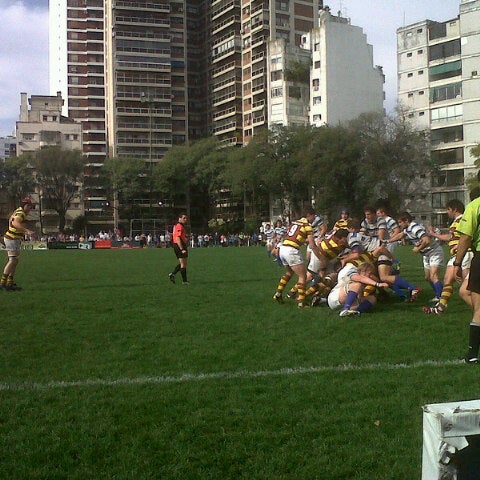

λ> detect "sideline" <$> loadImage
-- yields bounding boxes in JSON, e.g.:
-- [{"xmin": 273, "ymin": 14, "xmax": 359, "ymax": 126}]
[{"xmin": 0, "ymin": 359, "xmax": 463, "ymax": 392}]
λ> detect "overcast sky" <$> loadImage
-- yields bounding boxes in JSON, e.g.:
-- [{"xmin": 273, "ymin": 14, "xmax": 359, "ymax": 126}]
[{"xmin": 0, "ymin": 0, "xmax": 462, "ymax": 137}]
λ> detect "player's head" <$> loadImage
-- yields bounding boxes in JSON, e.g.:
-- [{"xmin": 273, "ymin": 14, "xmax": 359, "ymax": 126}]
[
  {"xmin": 178, "ymin": 212, "xmax": 187, "ymax": 224},
  {"xmin": 21, "ymin": 197, "xmax": 34, "ymax": 211},
  {"xmin": 340, "ymin": 209, "xmax": 349, "ymax": 219},
  {"xmin": 446, "ymin": 199, "xmax": 464, "ymax": 216},
  {"xmin": 396, "ymin": 211, "xmax": 412, "ymax": 228}
]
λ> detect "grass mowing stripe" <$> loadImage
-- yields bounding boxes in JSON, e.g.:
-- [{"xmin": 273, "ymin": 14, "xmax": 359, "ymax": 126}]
[{"xmin": 0, "ymin": 358, "xmax": 463, "ymax": 391}]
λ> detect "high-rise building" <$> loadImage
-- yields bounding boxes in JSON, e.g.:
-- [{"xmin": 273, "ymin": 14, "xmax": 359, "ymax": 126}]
[
  {"xmin": 240, "ymin": 0, "xmax": 321, "ymax": 143},
  {"xmin": 397, "ymin": 0, "xmax": 480, "ymax": 223},
  {"xmin": 267, "ymin": 8, "xmax": 385, "ymax": 128}
]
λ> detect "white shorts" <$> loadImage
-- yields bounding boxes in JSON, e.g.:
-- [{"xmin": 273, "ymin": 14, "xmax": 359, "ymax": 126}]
[
  {"xmin": 422, "ymin": 245, "xmax": 445, "ymax": 269},
  {"xmin": 327, "ymin": 286, "xmax": 342, "ymax": 310},
  {"xmin": 447, "ymin": 251, "xmax": 473, "ymax": 270},
  {"xmin": 307, "ymin": 252, "xmax": 321, "ymax": 273},
  {"xmin": 3, "ymin": 238, "xmax": 22, "ymax": 252},
  {"xmin": 279, "ymin": 245, "xmax": 304, "ymax": 267}
]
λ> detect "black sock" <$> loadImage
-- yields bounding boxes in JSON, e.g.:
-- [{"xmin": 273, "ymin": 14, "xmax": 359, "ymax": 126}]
[
  {"xmin": 180, "ymin": 268, "xmax": 187, "ymax": 282},
  {"xmin": 468, "ymin": 323, "xmax": 480, "ymax": 359},
  {"xmin": 172, "ymin": 264, "xmax": 181, "ymax": 276}
]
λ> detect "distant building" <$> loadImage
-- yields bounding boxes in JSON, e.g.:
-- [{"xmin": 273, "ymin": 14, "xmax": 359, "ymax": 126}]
[
  {"xmin": 15, "ymin": 91, "xmax": 83, "ymax": 234},
  {"xmin": 0, "ymin": 136, "xmax": 16, "ymax": 161},
  {"xmin": 397, "ymin": 0, "xmax": 480, "ymax": 224},
  {"xmin": 16, "ymin": 91, "xmax": 82, "ymax": 155},
  {"xmin": 268, "ymin": 7, "xmax": 384, "ymax": 129}
]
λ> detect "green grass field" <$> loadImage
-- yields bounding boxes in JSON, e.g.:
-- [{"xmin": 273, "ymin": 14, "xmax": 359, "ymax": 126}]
[{"xmin": 1, "ymin": 245, "xmax": 478, "ymax": 479}]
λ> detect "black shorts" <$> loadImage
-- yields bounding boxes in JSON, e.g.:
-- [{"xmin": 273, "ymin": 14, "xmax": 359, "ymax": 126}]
[
  {"xmin": 173, "ymin": 244, "xmax": 188, "ymax": 259},
  {"xmin": 467, "ymin": 252, "xmax": 480, "ymax": 294}
]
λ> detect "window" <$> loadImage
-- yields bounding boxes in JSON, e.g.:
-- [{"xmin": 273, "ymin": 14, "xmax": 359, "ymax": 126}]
[
  {"xmin": 313, "ymin": 96, "xmax": 321, "ymax": 105},
  {"xmin": 431, "ymin": 104, "xmax": 462, "ymax": 123},
  {"xmin": 312, "ymin": 79, "xmax": 319, "ymax": 91},
  {"xmin": 418, "ymin": 49, "xmax": 424, "ymax": 54},
  {"xmin": 419, "ymin": 91, "xmax": 424, "ymax": 95},
  {"xmin": 407, "ymin": 72, "xmax": 413, "ymax": 77},
  {"xmin": 419, "ymin": 111, "xmax": 425, "ymax": 116},
  {"xmin": 314, "ymin": 43, "xmax": 320, "ymax": 51},
  {"xmin": 314, "ymin": 60, "xmax": 320, "ymax": 68},
  {"xmin": 430, "ymin": 82, "xmax": 461, "ymax": 103},
  {"xmin": 22, "ymin": 133, "xmax": 34, "ymax": 141},
  {"xmin": 419, "ymin": 70, "xmax": 424, "ymax": 75},
  {"xmin": 417, "ymin": 28, "xmax": 423, "ymax": 33},
  {"xmin": 271, "ymin": 70, "xmax": 282, "ymax": 81},
  {"xmin": 429, "ymin": 39, "xmax": 461, "ymax": 61},
  {"xmin": 271, "ymin": 87, "xmax": 283, "ymax": 97},
  {"xmin": 312, "ymin": 114, "xmax": 321, "ymax": 121},
  {"xmin": 407, "ymin": 52, "xmax": 412, "ymax": 58},
  {"xmin": 408, "ymin": 92, "xmax": 414, "ymax": 98}
]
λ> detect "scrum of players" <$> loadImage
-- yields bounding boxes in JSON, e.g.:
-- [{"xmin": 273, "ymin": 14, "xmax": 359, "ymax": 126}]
[{"xmin": 271, "ymin": 201, "xmax": 471, "ymax": 316}]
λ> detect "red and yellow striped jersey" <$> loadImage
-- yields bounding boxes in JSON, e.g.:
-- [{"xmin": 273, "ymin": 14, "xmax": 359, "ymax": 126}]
[
  {"xmin": 4, "ymin": 207, "xmax": 28, "ymax": 240},
  {"xmin": 283, "ymin": 218, "xmax": 313, "ymax": 249},
  {"xmin": 318, "ymin": 237, "xmax": 345, "ymax": 260}
]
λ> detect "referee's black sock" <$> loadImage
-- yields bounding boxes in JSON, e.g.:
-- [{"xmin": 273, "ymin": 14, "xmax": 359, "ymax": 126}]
[
  {"xmin": 172, "ymin": 264, "xmax": 181, "ymax": 276},
  {"xmin": 180, "ymin": 268, "xmax": 187, "ymax": 282}
]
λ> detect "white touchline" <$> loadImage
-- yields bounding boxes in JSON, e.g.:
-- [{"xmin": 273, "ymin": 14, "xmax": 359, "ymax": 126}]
[{"xmin": 0, "ymin": 359, "xmax": 462, "ymax": 392}]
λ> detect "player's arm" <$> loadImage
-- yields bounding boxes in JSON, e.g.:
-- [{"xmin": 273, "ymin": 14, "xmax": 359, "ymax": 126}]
[
  {"xmin": 318, "ymin": 222, "xmax": 327, "ymax": 239},
  {"xmin": 388, "ymin": 230, "xmax": 405, "ymax": 243},
  {"xmin": 350, "ymin": 272, "xmax": 389, "ymax": 288},
  {"xmin": 428, "ymin": 225, "xmax": 451, "ymax": 242},
  {"xmin": 307, "ymin": 233, "xmax": 323, "ymax": 261},
  {"xmin": 453, "ymin": 233, "xmax": 472, "ymax": 281},
  {"xmin": 412, "ymin": 234, "xmax": 430, "ymax": 253}
]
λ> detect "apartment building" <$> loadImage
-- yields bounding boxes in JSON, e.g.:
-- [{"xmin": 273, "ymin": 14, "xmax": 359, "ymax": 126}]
[
  {"xmin": 397, "ymin": 0, "xmax": 480, "ymax": 223},
  {"xmin": 268, "ymin": 7, "xmax": 385, "ymax": 128},
  {"xmin": 240, "ymin": 0, "xmax": 321, "ymax": 143},
  {"xmin": 0, "ymin": 136, "xmax": 16, "ymax": 161},
  {"xmin": 16, "ymin": 92, "xmax": 82, "ymax": 155},
  {"xmin": 15, "ymin": 91, "xmax": 83, "ymax": 233}
]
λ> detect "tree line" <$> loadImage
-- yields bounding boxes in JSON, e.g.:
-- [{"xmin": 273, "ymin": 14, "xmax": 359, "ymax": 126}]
[{"xmin": 3, "ymin": 111, "xmax": 478, "ymax": 233}]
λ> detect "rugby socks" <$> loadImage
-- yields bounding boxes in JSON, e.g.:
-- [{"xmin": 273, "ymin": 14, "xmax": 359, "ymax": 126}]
[
  {"xmin": 394, "ymin": 276, "xmax": 415, "ymax": 290},
  {"xmin": 467, "ymin": 323, "xmax": 480, "ymax": 360},
  {"xmin": 0, "ymin": 273, "xmax": 7, "ymax": 286},
  {"xmin": 296, "ymin": 283, "xmax": 306, "ymax": 304},
  {"xmin": 276, "ymin": 273, "xmax": 292, "ymax": 295},
  {"xmin": 180, "ymin": 268, "xmax": 187, "ymax": 283},
  {"xmin": 433, "ymin": 281, "xmax": 444, "ymax": 299},
  {"xmin": 343, "ymin": 291, "xmax": 358, "ymax": 310},
  {"xmin": 438, "ymin": 284, "xmax": 453, "ymax": 309},
  {"xmin": 171, "ymin": 264, "xmax": 181, "ymax": 277},
  {"xmin": 357, "ymin": 299, "xmax": 373, "ymax": 313}
]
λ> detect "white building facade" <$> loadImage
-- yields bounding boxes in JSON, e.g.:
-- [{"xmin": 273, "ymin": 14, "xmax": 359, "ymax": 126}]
[
  {"xmin": 397, "ymin": 0, "xmax": 480, "ymax": 223},
  {"xmin": 267, "ymin": 7, "xmax": 385, "ymax": 129}
]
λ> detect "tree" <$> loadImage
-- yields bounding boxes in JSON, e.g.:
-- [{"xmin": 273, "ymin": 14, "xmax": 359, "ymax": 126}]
[
  {"xmin": 34, "ymin": 146, "xmax": 84, "ymax": 232},
  {"xmin": 153, "ymin": 138, "xmax": 224, "ymax": 228},
  {"xmin": 101, "ymin": 156, "xmax": 148, "ymax": 224},
  {"xmin": 0, "ymin": 155, "xmax": 36, "ymax": 211}
]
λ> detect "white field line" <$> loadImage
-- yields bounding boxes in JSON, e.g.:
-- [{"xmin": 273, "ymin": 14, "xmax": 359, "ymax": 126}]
[{"xmin": 0, "ymin": 359, "xmax": 462, "ymax": 392}]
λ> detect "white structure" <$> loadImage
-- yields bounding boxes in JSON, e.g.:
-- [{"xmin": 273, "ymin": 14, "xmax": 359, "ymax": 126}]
[
  {"xmin": 268, "ymin": 7, "xmax": 384, "ymax": 128},
  {"xmin": 49, "ymin": 0, "xmax": 68, "ymax": 117},
  {"xmin": 305, "ymin": 8, "xmax": 384, "ymax": 127},
  {"xmin": 422, "ymin": 399, "xmax": 480, "ymax": 480},
  {"xmin": 16, "ymin": 92, "xmax": 82, "ymax": 156},
  {"xmin": 15, "ymin": 92, "xmax": 83, "ymax": 233},
  {"xmin": 267, "ymin": 39, "xmax": 311, "ymax": 127},
  {"xmin": 397, "ymin": 0, "xmax": 480, "ymax": 223}
]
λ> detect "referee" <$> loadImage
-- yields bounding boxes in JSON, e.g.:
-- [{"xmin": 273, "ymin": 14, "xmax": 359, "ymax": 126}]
[
  {"xmin": 168, "ymin": 212, "xmax": 189, "ymax": 285},
  {"xmin": 454, "ymin": 194, "xmax": 480, "ymax": 364}
]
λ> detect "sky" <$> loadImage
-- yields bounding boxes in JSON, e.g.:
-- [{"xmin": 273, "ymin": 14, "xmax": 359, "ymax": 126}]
[{"xmin": 0, "ymin": 0, "xmax": 462, "ymax": 137}]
